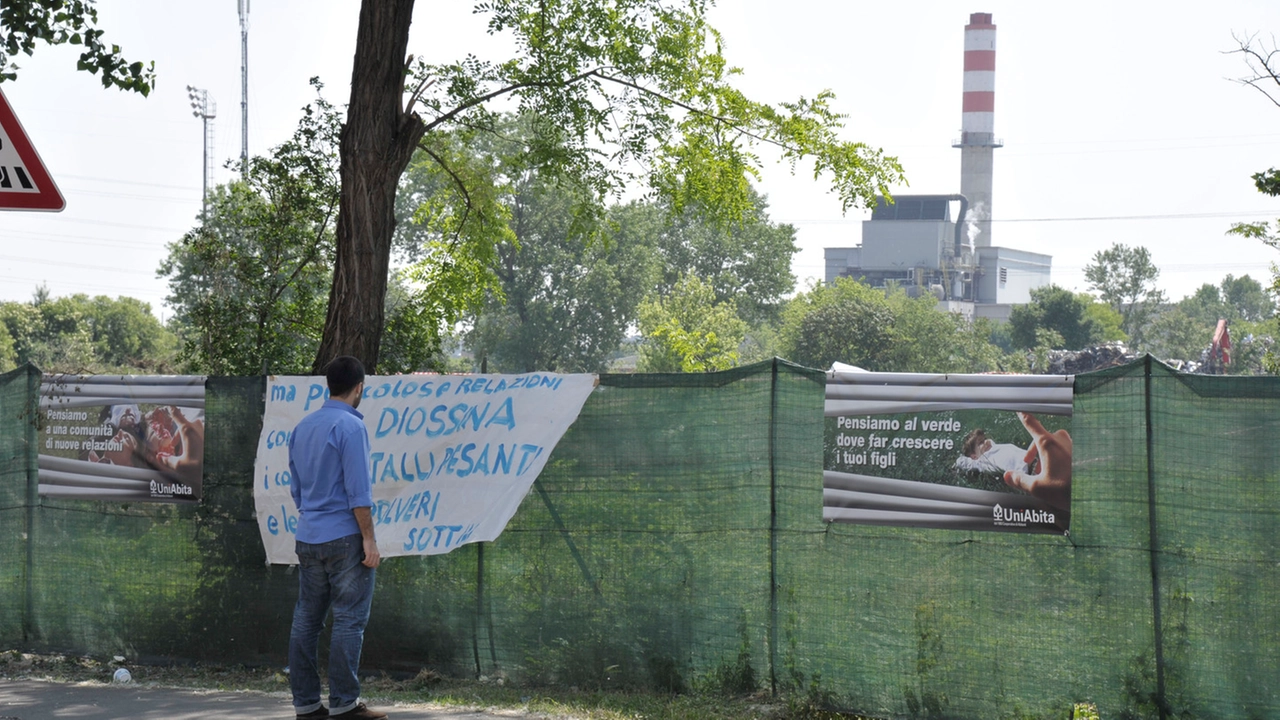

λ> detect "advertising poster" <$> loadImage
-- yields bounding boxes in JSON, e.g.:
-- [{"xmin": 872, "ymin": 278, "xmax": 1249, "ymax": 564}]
[
  {"xmin": 254, "ymin": 372, "xmax": 597, "ymax": 564},
  {"xmin": 38, "ymin": 374, "xmax": 207, "ymax": 503},
  {"xmin": 824, "ymin": 367, "xmax": 1073, "ymax": 534}
]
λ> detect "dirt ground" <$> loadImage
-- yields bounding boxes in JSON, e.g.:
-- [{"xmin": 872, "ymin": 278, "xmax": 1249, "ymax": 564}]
[
  {"xmin": 0, "ymin": 679, "xmax": 540, "ymax": 720},
  {"xmin": 0, "ymin": 650, "xmax": 547, "ymax": 720}
]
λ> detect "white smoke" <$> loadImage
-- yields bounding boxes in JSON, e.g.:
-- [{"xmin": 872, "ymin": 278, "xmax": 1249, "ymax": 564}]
[{"xmin": 966, "ymin": 201, "xmax": 986, "ymax": 248}]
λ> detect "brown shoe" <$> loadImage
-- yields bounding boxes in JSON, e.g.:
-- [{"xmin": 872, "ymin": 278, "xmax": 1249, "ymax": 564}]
[
  {"xmin": 330, "ymin": 703, "xmax": 387, "ymax": 719},
  {"xmin": 296, "ymin": 708, "xmax": 329, "ymax": 719}
]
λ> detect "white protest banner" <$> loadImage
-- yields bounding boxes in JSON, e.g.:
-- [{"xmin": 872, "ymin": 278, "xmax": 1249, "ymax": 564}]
[{"xmin": 254, "ymin": 372, "xmax": 596, "ymax": 564}]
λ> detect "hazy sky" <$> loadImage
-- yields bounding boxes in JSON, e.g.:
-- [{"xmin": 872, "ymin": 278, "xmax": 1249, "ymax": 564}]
[{"xmin": 4, "ymin": 0, "xmax": 1280, "ymax": 319}]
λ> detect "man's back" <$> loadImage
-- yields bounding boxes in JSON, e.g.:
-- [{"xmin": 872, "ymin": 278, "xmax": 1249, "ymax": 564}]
[{"xmin": 288, "ymin": 399, "xmax": 372, "ymax": 544}]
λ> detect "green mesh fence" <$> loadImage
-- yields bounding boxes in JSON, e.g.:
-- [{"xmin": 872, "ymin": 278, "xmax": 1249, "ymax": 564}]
[
  {"xmin": 0, "ymin": 357, "xmax": 1277, "ymax": 719},
  {"xmin": 0, "ymin": 365, "xmax": 38, "ymax": 647},
  {"xmin": 1075, "ymin": 357, "xmax": 1280, "ymax": 719}
]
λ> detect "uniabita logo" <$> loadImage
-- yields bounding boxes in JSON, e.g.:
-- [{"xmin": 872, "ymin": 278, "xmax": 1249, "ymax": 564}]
[
  {"xmin": 993, "ymin": 503, "xmax": 1055, "ymax": 526},
  {"xmin": 150, "ymin": 479, "xmax": 194, "ymax": 497}
]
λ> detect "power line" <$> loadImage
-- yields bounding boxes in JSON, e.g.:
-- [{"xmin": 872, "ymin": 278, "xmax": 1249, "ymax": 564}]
[
  {"xmin": 28, "ymin": 216, "xmax": 188, "ymax": 234},
  {"xmin": 1018, "ymin": 132, "xmax": 1280, "ymax": 147},
  {"xmin": 779, "ymin": 210, "xmax": 1278, "ymax": 225},
  {"xmin": 882, "ymin": 132, "xmax": 1280, "ymax": 150},
  {"xmin": 997, "ymin": 211, "xmax": 1279, "ymax": 224},
  {"xmin": 59, "ymin": 173, "xmax": 202, "ymax": 192},
  {"xmin": 0, "ymin": 254, "xmax": 158, "ymax": 276},
  {"xmin": 60, "ymin": 187, "xmax": 200, "ymax": 205},
  {"xmin": 5, "ymin": 229, "xmax": 171, "ymax": 250},
  {"xmin": 0, "ymin": 275, "xmax": 168, "ymax": 298},
  {"xmin": 795, "ymin": 260, "xmax": 1273, "ymax": 272},
  {"xmin": 919, "ymin": 139, "xmax": 1280, "ymax": 159}
]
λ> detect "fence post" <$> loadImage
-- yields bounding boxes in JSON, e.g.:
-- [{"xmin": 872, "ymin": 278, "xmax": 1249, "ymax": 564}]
[
  {"xmin": 23, "ymin": 365, "xmax": 38, "ymax": 644},
  {"xmin": 474, "ymin": 542, "xmax": 484, "ymax": 678},
  {"xmin": 1143, "ymin": 355, "xmax": 1168, "ymax": 719},
  {"xmin": 768, "ymin": 358, "xmax": 779, "ymax": 696}
]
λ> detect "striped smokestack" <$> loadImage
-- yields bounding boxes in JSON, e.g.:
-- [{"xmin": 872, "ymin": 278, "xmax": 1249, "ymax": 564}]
[
  {"xmin": 954, "ymin": 12, "xmax": 1001, "ymax": 249},
  {"xmin": 961, "ymin": 12, "xmax": 997, "ymax": 146}
]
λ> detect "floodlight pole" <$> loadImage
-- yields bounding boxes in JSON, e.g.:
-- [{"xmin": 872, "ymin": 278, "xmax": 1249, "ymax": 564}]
[{"xmin": 186, "ymin": 86, "xmax": 217, "ymax": 216}]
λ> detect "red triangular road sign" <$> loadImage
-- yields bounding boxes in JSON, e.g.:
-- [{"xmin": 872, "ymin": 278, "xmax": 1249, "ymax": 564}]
[{"xmin": 0, "ymin": 87, "xmax": 65, "ymax": 211}]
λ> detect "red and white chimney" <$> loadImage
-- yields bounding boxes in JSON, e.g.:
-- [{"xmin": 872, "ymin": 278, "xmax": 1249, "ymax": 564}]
[
  {"xmin": 954, "ymin": 12, "xmax": 1001, "ymax": 248},
  {"xmin": 961, "ymin": 12, "xmax": 997, "ymax": 146}
]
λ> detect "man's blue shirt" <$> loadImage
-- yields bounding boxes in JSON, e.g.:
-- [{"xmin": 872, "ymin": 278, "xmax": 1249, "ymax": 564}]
[{"xmin": 288, "ymin": 399, "xmax": 373, "ymax": 544}]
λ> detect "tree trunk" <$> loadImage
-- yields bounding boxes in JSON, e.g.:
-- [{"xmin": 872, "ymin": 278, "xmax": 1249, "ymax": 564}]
[{"xmin": 313, "ymin": 0, "xmax": 425, "ymax": 374}]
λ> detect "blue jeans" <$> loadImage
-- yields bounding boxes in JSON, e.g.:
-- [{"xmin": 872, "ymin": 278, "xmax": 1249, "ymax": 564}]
[{"xmin": 289, "ymin": 533, "xmax": 375, "ymax": 715}]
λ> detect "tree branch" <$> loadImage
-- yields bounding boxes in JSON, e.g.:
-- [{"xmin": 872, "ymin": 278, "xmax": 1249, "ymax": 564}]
[
  {"xmin": 420, "ymin": 67, "xmax": 605, "ymax": 134},
  {"xmin": 1227, "ymin": 32, "xmax": 1280, "ymax": 109},
  {"xmin": 265, "ymin": 193, "xmax": 338, "ymax": 308},
  {"xmin": 420, "ymin": 65, "xmax": 787, "ymax": 151},
  {"xmin": 1239, "ymin": 77, "xmax": 1280, "ymax": 109},
  {"xmin": 403, "ymin": 62, "xmax": 436, "ymax": 118},
  {"xmin": 590, "ymin": 70, "xmax": 792, "ymax": 153},
  {"xmin": 272, "ymin": 207, "xmax": 336, "ymax": 305},
  {"xmin": 417, "ymin": 142, "xmax": 475, "ymax": 247}
]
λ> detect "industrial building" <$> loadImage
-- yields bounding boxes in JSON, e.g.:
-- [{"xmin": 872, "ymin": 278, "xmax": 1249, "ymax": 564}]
[{"xmin": 824, "ymin": 12, "xmax": 1051, "ymax": 322}]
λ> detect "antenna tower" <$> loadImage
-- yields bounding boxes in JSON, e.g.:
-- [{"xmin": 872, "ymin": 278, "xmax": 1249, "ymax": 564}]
[{"xmin": 238, "ymin": 0, "xmax": 250, "ymax": 175}]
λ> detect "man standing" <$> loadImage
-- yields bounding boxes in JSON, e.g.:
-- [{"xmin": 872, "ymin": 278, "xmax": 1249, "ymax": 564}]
[{"xmin": 287, "ymin": 356, "xmax": 388, "ymax": 720}]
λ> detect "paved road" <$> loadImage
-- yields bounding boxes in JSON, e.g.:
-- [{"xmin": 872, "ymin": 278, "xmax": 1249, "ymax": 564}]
[{"xmin": 0, "ymin": 679, "xmax": 530, "ymax": 720}]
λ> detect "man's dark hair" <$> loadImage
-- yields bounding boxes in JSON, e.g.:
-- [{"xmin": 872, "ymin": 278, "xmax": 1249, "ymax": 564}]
[{"xmin": 325, "ymin": 355, "xmax": 366, "ymax": 397}]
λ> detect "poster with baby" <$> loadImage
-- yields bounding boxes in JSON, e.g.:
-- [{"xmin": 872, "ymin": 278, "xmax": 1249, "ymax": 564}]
[
  {"xmin": 823, "ymin": 365, "xmax": 1073, "ymax": 534},
  {"xmin": 38, "ymin": 374, "xmax": 207, "ymax": 503}
]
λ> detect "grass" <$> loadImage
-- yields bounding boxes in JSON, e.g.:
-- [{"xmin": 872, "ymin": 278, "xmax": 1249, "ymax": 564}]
[{"xmin": 0, "ymin": 649, "xmax": 868, "ymax": 720}]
